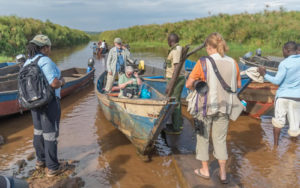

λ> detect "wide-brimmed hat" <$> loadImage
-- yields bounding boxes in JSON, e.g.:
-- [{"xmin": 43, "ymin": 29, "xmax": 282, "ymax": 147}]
[
  {"xmin": 30, "ymin": 34, "xmax": 51, "ymax": 47},
  {"xmin": 114, "ymin": 38, "xmax": 122, "ymax": 44}
]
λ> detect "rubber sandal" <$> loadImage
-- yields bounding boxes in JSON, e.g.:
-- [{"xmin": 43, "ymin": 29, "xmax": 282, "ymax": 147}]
[
  {"xmin": 194, "ymin": 169, "xmax": 210, "ymax": 179},
  {"xmin": 218, "ymin": 170, "xmax": 228, "ymax": 184}
]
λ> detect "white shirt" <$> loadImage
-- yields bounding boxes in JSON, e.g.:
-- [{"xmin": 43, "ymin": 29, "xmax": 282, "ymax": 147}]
[{"xmin": 100, "ymin": 42, "xmax": 106, "ymax": 48}]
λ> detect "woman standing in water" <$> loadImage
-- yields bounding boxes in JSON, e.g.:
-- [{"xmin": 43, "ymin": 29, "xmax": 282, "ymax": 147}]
[{"xmin": 186, "ymin": 33, "xmax": 241, "ymax": 184}]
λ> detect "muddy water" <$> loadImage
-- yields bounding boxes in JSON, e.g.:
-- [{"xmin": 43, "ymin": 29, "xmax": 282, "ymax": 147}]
[
  {"xmin": 0, "ymin": 43, "xmax": 180, "ymax": 187},
  {"xmin": 0, "ymin": 42, "xmax": 299, "ymax": 187}
]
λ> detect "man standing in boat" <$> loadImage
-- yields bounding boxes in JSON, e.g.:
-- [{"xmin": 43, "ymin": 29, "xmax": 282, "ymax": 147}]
[
  {"xmin": 104, "ymin": 38, "xmax": 131, "ymax": 92},
  {"xmin": 164, "ymin": 33, "xmax": 185, "ymax": 134},
  {"xmin": 258, "ymin": 41, "xmax": 300, "ymax": 146}
]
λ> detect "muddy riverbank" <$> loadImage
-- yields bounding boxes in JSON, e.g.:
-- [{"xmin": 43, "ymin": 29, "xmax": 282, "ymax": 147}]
[{"xmin": 1, "ymin": 43, "xmax": 299, "ymax": 187}]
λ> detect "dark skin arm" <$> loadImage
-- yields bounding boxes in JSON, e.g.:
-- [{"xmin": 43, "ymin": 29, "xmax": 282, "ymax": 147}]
[
  {"xmin": 165, "ymin": 64, "xmax": 179, "ymax": 94},
  {"xmin": 258, "ymin": 66, "xmax": 266, "ymax": 76},
  {"xmin": 51, "ymin": 77, "xmax": 65, "ymax": 89}
]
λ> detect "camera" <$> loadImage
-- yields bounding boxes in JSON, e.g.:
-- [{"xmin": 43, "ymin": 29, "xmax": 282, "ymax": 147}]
[
  {"xmin": 194, "ymin": 81, "xmax": 208, "ymax": 94},
  {"xmin": 194, "ymin": 119, "xmax": 205, "ymax": 135}
]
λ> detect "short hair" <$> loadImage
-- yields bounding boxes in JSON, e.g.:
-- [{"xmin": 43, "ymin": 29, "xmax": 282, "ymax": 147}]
[
  {"xmin": 283, "ymin": 41, "xmax": 297, "ymax": 52},
  {"xmin": 168, "ymin": 33, "xmax": 179, "ymax": 43},
  {"xmin": 125, "ymin": 66, "xmax": 134, "ymax": 73}
]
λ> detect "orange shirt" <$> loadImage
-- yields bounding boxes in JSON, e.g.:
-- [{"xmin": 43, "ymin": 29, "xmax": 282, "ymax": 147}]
[{"xmin": 189, "ymin": 59, "xmax": 241, "ymax": 87}]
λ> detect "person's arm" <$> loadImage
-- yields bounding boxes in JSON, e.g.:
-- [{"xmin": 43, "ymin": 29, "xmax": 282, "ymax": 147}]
[
  {"xmin": 235, "ymin": 61, "xmax": 241, "ymax": 88},
  {"xmin": 134, "ymin": 72, "xmax": 142, "ymax": 85},
  {"xmin": 260, "ymin": 63, "xmax": 287, "ymax": 85},
  {"xmin": 119, "ymin": 80, "xmax": 134, "ymax": 89},
  {"xmin": 51, "ymin": 78, "xmax": 65, "ymax": 89},
  {"xmin": 171, "ymin": 48, "xmax": 181, "ymax": 78},
  {"xmin": 186, "ymin": 60, "xmax": 205, "ymax": 89},
  {"xmin": 40, "ymin": 58, "xmax": 64, "ymax": 89}
]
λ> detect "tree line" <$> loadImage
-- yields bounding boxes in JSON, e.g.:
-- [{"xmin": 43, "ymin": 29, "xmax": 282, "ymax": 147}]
[
  {"xmin": 99, "ymin": 10, "xmax": 300, "ymax": 49},
  {"xmin": 0, "ymin": 16, "xmax": 90, "ymax": 56}
]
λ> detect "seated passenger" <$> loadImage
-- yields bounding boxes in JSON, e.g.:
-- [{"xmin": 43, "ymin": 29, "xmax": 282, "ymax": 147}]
[{"xmin": 118, "ymin": 66, "xmax": 142, "ymax": 98}]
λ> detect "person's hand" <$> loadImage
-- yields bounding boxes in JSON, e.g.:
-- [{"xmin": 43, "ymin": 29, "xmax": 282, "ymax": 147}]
[
  {"xmin": 60, "ymin": 77, "xmax": 65, "ymax": 87},
  {"xmin": 257, "ymin": 66, "xmax": 266, "ymax": 76},
  {"xmin": 108, "ymin": 71, "xmax": 113, "ymax": 75},
  {"xmin": 128, "ymin": 80, "xmax": 134, "ymax": 84},
  {"xmin": 134, "ymin": 72, "xmax": 139, "ymax": 77}
]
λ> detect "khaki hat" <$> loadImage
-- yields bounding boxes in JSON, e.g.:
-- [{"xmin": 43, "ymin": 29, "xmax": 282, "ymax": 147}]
[
  {"xmin": 114, "ymin": 38, "xmax": 122, "ymax": 44},
  {"xmin": 30, "ymin": 34, "xmax": 51, "ymax": 47}
]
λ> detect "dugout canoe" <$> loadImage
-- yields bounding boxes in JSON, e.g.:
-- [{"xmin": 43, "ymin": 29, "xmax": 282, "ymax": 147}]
[
  {"xmin": 239, "ymin": 55, "xmax": 283, "ymax": 75},
  {"xmin": 0, "ymin": 68, "xmax": 95, "ymax": 117},
  {"xmin": 95, "ymin": 71, "xmax": 177, "ymax": 155}
]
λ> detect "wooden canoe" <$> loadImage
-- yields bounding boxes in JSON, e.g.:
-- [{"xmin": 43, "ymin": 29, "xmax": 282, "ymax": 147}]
[
  {"xmin": 0, "ymin": 68, "xmax": 95, "ymax": 117},
  {"xmin": 0, "ymin": 63, "xmax": 23, "ymax": 77},
  {"xmin": 238, "ymin": 82, "xmax": 277, "ymax": 118},
  {"xmin": 95, "ymin": 71, "xmax": 177, "ymax": 155},
  {"xmin": 239, "ymin": 55, "xmax": 282, "ymax": 74},
  {"xmin": 143, "ymin": 75, "xmax": 275, "ymax": 119}
]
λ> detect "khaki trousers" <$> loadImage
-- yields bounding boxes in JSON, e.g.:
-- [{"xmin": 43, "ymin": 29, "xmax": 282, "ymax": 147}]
[
  {"xmin": 195, "ymin": 113, "xmax": 229, "ymax": 161},
  {"xmin": 105, "ymin": 73, "xmax": 121, "ymax": 92}
]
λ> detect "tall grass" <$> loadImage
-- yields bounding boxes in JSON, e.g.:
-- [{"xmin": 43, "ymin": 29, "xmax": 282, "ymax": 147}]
[{"xmin": 99, "ymin": 10, "xmax": 300, "ymax": 54}]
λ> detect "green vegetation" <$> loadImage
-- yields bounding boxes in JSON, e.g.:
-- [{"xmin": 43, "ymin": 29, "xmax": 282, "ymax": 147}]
[
  {"xmin": 100, "ymin": 10, "xmax": 300, "ymax": 55},
  {"xmin": 0, "ymin": 16, "xmax": 90, "ymax": 58},
  {"xmin": 0, "ymin": 56, "xmax": 13, "ymax": 63}
]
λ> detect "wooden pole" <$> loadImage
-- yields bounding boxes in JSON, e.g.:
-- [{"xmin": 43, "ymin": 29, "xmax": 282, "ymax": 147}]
[{"xmin": 166, "ymin": 43, "xmax": 205, "ymax": 97}]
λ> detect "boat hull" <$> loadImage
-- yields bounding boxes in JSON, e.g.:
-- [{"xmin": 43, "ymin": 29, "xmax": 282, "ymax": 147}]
[
  {"xmin": 96, "ymin": 72, "xmax": 176, "ymax": 154},
  {"xmin": 0, "ymin": 68, "xmax": 95, "ymax": 117}
]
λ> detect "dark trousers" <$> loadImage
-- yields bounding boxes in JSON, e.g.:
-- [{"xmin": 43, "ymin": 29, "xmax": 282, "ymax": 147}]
[
  {"xmin": 167, "ymin": 76, "xmax": 185, "ymax": 130},
  {"xmin": 31, "ymin": 97, "xmax": 61, "ymax": 170}
]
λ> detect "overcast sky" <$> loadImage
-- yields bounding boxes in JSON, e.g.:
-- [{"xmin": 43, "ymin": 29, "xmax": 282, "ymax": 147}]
[{"xmin": 0, "ymin": 0, "xmax": 299, "ymax": 31}]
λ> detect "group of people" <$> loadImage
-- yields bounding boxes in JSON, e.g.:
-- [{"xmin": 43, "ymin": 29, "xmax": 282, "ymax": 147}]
[
  {"xmin": 92, "ymin": 40, "xmax": 107, "ymax": 56},
  {"xmin": 14, "ymin": 31, "xmax": 299, "ymax": 185},
  {"xmin": 104, "ymin": 37, "xmax": 142, "ymax": 98},
  {"xmin": 82, "ymin": 33, "xmax": 300, "ymax": 184}
]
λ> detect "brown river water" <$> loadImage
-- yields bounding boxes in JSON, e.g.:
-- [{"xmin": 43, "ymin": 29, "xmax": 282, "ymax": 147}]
[{"xmin": 0, "ymin": 42, "xmax": 299, "ymax": 187}]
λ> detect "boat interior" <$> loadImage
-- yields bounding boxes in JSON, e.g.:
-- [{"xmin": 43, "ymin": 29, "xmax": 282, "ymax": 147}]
[
  {"xmin": 97, "ymin": 72, "xmax": 164, "ymax": 100},
  {"xmin": 0, "ymin": 80, "xmax": 18, "ymax": 92},
  {"xmin": 61, "ymin": 68, "xmax": 88, "ymax": 82},
  {"xmin": 0, "ymin": 64, "xmax": 21, "ymax": 77},
  {"xmin": 0, "ymin": 73, "xmax": 18, "ymax": 82}
]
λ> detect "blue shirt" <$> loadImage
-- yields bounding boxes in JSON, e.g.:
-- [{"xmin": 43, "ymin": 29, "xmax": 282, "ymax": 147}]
[
  {"xmin": 24, "ymin": 54, "xmax": 61, "ymax": 98},
  {"xmin": 264, "ymin": 54, "xmax": 300, "ymax": 99},
  {"xmin": 116, "ymin": 48, "xmax": 124, "ymax": 73}
]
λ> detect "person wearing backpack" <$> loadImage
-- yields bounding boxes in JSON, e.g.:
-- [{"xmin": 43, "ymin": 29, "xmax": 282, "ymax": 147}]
[
  {"xmin": 23, "ymin": 34, "xmax": 65, "ymax": 177},
  {"xmin": 186, "ymin": 33, "xmax": 241, "ymax": 184}
]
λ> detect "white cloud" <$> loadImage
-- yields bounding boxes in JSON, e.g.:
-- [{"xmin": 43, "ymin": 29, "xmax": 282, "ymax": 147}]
[{"xmin": 0, "ymin": 0, "xmax": 299, "ymax": 31}]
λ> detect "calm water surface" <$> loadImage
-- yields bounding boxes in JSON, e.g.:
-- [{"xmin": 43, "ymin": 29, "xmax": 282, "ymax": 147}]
[{"xmin": 0, "ymin": 42, "xmax": 299, "ymax": 187}]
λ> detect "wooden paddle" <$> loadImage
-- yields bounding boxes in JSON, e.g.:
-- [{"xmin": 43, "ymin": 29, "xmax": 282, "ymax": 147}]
[{"xmin": 166, "ymin": 43, "xmax": 205, "ymax": 97}]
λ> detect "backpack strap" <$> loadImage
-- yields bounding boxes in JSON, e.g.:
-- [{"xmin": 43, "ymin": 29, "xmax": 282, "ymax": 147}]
[
  {"xmin": 32, "ymin": 55, "xmax": 43, "ymax": 65},
  {"xmin": 195, "ymin": 57, "xmax": 208, "ymax": 116},
  {"xmin": 205, "ymin": 56, "xmax": 235, "ymax": 93}
]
